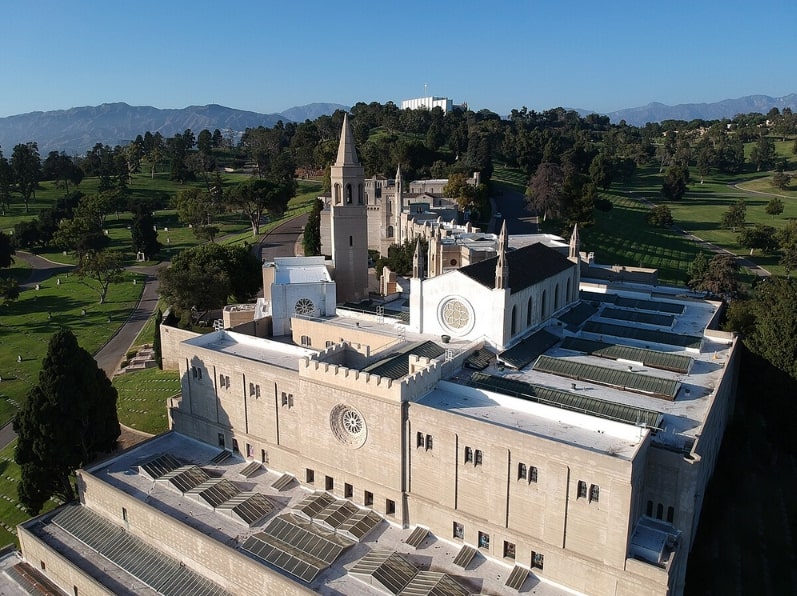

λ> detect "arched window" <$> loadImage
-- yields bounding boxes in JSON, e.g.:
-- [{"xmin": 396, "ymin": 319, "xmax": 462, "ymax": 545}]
[
  {"xmin": 346, "ymin": 184, "xmax": 353, "ymax": 204},
  {"xmin": 554, "ymin": 285, "xmax": 560, "ymax": 311},
  {"xmin": 527, "ymin": 297, "xmax": 533, "ymax": 326},
  {"xmin": 334, "ymin": 183, "xmax": 341, "ymax": 204},
  {"xmin": 349, "ymin": 236, "xmax": 353, "ymax": 247},
  {"xmin": 358, "ymin": 183, "xmax": 363, "ymax": 204},
  {"xmin": 541, "ymin": 290, "xmax": 547, "ymax": 319},
  {"xmin": 387, "ymin": 226, "xmax": 394, "ymax": 238},
  {"xmin": 511, "ymin": 305, "xmax": 517, "ymax": 335},
  {"xmin": 656, "ymin": 503, "xmax": 664, "ymax": 520}
]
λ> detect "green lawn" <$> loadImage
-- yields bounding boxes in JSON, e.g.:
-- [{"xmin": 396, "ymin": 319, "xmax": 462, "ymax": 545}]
[{"xmin": 113, "ymin": 367, "xmax": 180, "ymax": 434}]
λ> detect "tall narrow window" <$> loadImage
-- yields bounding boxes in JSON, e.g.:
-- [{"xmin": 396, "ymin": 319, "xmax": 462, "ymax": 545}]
[
  {"xmin": 530, "ymin": 465, "xmax": 538, "ymax": 483},
  {"xmin": 464, "ymin": 446, "xmax": 473, "ymax": 463},
  {"xmin": 364, "ymin": 491, "xmax": 374, "ymax": 506},
  {"xmin": 478, "ymin": 531, "xmax": 490, "ymax": 549},
  {"xmin": 527, "ymin": 297, "xmax": 533, "ymax": 326},
  {"xmin": 474, "ymin": 449, "xmax": 483, "ymax": 466},
  {"xmin": 425, "ymin": 434, "xmax": 433, "ymax": 450},
  {"xmin": 532, "ymin": 551, "xmax": 544, "ymax": 570},
  {"xmin": 325, "ymin": 476, "xmax": 334, "ymax": 491},
  {"xmin": 232, "ymin": 439, "xmax": 239, "ymax": 453},
  {"xmin": 385, "ymin": 499, "xmax": 395, "ymax": 515},
  {"xmin": 577, "ymin": 480, "xmax": 587, "ymax": 499},
  {"xmin": 646, "ymin": 500, "xmax": 653, "ymax": 517},
  {"xmin": 349, "ymin": 236, "xmax": 353, "ymax": 247},
  {"xmin": 122, "ymin": 507, "xmax": 128, "ymax": 523},
  {"xmin": 518, "ymin": 463, "xmax": 527, "ymax": 480},
  {"xmin": 453, "ymin": 521, "xmax": 464, "ymax": 539},
  {"xmin": 306, "ymin": 469, "xmax": 315, "ymax": 483},
  {"xmin": 504, "ymin": 541, "xmax": 516, "ymax": 559},
  {"xmin": 511, "ymin": 305, "xmax": 517, "ymax": 335},
  {"xmin": 667, "ymin": 506, "xmax": 675, "ymax": 523},
  {"xmin": 345, "ymin": 483, "xmax": 353, "ymax": 498},
  {"xmin": 656, "ymin": 503, "xmax": 664, "ymax": 520},
  {"xmin": 417, "ymin": 431, "xmax": 424, "ymax": 448},
  {"xmin": 589, "ymin": 484, "xmax": 600, "ymax": 503}
]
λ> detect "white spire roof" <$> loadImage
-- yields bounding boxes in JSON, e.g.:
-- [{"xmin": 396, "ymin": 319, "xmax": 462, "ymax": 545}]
[{"xmin": 335, "ymin": 113, "xmax": 360, "ymax": 166}]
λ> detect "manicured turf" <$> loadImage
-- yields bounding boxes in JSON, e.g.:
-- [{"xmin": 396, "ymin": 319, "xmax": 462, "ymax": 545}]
[{"xmin": 113, "ymin": 367, "xmax": 180, "ymax": 434}]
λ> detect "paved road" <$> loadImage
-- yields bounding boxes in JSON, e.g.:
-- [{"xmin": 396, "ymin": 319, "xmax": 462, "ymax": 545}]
[
  {"xmin": 259, "ymin": 213, "xmax": 308, "ymax": 261},
  {"xmin": 493, "ymin": 187, "xmax": 539, "ymax": 235}
]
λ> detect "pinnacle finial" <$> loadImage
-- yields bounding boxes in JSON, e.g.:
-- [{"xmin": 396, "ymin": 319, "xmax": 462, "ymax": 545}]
[{"xmin": 335, "ymin": 113, "xmax": 360, "ymax": 166}]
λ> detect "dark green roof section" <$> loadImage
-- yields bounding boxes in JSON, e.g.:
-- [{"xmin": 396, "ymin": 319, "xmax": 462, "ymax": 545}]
[
  {"xmin": 499, "ymin": 329, "xmax": 559, "ymax": 370},
  {"xmin": 468, "ymin": 372, "xmax": 663, "ymax": 429},
  {"xmin": 601, "ymin": 307, "xmax": 675, "ymax": 327},
  {"xmin": 339, "ymin": 300, "xmax": 408, "ymax": 322},
  {"xmin": 561, "ymin": 337, "xmax": 692, "ymax": 374},
  {"xmin": 580, "ymin": 291, "xmax": 685, "ymax": 314},
  {"xmin": 465, "ymin": 348, "xmax": 494, "ymax": 370},
  {"xmin": 557, "ymin": 301, "xmax": 598, "ymax": 330},
  {"xmin": 583, "ymin": 320, "xmax": 702, "ymax": 350},
  {"xmin": 533, "ymin": 355, "xmax": 680, "ymax": 400},
  {"xmin": 363, "ymin": 341, "xmax": 446, "ymax": 379}
]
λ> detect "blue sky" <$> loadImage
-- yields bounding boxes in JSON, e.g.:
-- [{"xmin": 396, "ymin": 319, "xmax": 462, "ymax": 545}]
[{"xmin": 3, "ymin": 0, "xmax": 795, "ymax": 118}]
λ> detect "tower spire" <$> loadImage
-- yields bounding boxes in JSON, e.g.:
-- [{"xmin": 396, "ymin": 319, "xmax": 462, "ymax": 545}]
[
  {"xmin": 413, "ymin": 239, "xmax": 425, "ymax": 279},
  {"xmin": 495, "ymin": 220, "xmax": 509, "ymax": 290},
  {"xmin": 335, "ymin": 113, "xmax": 360, "ymax": 166},
  {"xmin": 569, "ymin": 223, "xmax": 580, "ymax": 261}
]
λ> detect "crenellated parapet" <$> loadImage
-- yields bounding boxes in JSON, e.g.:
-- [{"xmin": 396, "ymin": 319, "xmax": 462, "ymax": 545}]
[{"xmin": 299, "ymin": 351, "xmax": 444, "ymax": 402}]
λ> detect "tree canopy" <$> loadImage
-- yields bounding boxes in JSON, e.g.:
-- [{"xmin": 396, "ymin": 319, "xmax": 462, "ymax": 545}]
[
  {"xmin": 158, "ymin": 243, "xmax": 261, "ymax": 324},
  {"xmin": 14, "ymin": 329, "xmax": 120, "ymax": 514}
]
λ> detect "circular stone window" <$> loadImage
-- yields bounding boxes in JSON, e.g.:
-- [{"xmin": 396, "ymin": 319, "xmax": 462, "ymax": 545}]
[
  {"xmin": 439, "ymin": 297, "xmax": 474, "ymax": 335},
  {"xmin": 294, "ymin": 297, "xmax": 315, "ymax": 316},
  {"xmin": 329, "ymin": 404, "xmax": 367, "ymax": 448}
]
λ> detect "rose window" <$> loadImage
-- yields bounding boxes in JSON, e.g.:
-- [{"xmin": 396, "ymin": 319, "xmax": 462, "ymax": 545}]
[
  {"xmin": 329, "ymin": 404, "xmax": 367, "ymax": 448},
  {"xmin": 294, "ymin": 298, "xmax": 315, "ymax": 316},
  {"xmin": 442, "ymin": 299, "xmax": 470, "ymax": 329}
]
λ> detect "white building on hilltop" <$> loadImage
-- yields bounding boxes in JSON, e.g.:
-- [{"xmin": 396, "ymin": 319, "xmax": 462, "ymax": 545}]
[
  {"xmin": 401, "ymin": 96, "xmax": 453, "ymax": 112},
  {"xmin": 16, "ymin": 115, "xmax": 738, "ymax": 596}
]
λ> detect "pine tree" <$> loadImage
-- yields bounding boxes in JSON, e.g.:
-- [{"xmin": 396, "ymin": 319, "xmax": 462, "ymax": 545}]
[
  {"xmin": 14, "ymin": 329, "xmax": 120, "ymax": 514},
  {"xmin": 153, "ymin": 309, "xmax": 163, "ymax": 369}
]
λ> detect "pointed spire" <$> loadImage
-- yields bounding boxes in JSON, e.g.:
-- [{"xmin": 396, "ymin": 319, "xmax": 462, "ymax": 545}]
[
  {"xmin": 495, "ymin": 220, "xmax": 509, "ymax": 290},
  {"xmin": 569, "ymin": 223, "xmax": 580, "ymax": 260},
  {"xmin": 413, "ymin": 239, "xmax": 425, "ymax": 279},
  {"xmin": 335, "ymin": 113, "xmax": 360, "ymax": 166}
]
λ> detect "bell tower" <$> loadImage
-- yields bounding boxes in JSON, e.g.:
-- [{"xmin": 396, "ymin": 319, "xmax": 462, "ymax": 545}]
[{"xmin": 330, "ymin": 114, "xmax": 369, "ymax": 303}]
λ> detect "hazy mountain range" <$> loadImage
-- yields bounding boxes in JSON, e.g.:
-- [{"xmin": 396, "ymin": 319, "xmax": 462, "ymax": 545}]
[
  {"xmin": 1, "ymin": 95, "xmax": 795, "ymax": 156},
  {"xmin": 0, "ymin": 102, "xmax": 348, "ymax": 155}
]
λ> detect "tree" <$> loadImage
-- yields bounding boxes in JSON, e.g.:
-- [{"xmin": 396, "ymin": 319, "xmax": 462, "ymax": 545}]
[
  {"xmin": 749, "ymin": 135, "xmax": 777, "ymax": 172},
  {"xmin": 228, "ymin": 178, "xmax": 293, "ymax": 237},
  {"xmin": 0, "ymin": 231, "xmax": 17, "ymax": 305},
  {"xmin": 11, "ymin": 142, "xmax": 41, "ymax": 213},
  {"xmin": 175, "ymin": 187, "xmax": 222, "ymax": 241},
  {"xmin": 14, "ymin": 329, "xmax": 120, "ymax": 513},
  {"xmin": 588, "ymin": 152, "xmax": 615, "ymax": 191},
  {"xmin": 158, "ymin": 243, "xmax": 261, "ymax": 324},
  {"xmin": 745, "ymin": 278, "xmax": 797, "ymax": 380},
  {"xmin": 737, "ymin": 224, "xmax": 777, "ymax": 255},
  {"xmin": 525, "ymin": 162, "xmax": 564, "ymax": 221},
  {"xmin": 0, "ymin": 150, "xmax": 12, "ymax": 214},
  {"xmin": 303, "ymin": 198, "xmax": 323, "ymax": 256},
  {"xmin": 689, "ymin": 253, "xmax": 740, "ymax": 299},
  {"xmin": 766, "ymin": 197, "xmax": 784, "ymax": 218},
  {"xmin": 78, "ymin": 250, "xmax": 124, "ymax": 304},
  {"xmin": 721, "ymin": 199, "xmax": 746, "ymax": 232},
  {"xmin": 661, "ymin": 164, "xmax": 689, "ymax": 200},
  {"xmin": 772, "ymin": 171, "xmax": 791, "ymax": 191},
  {"xmin": 130, "ymin": 204, "xmax": 161, "ymax": 258},
  {"xmin": 647, "ymin": 204, "xmax": 674, "ymax": 227},
  {"xmin": 153, "ymin": 309, "xmax": 163, "ymax": 369},
  {"xmin": 41, "ymin": 151, "xmax": 83, "ymax": 196}
]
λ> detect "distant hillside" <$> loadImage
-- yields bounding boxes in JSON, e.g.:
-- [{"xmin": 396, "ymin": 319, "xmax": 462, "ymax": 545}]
[
  {"xmin": 279, "ymin": 103, "xmax": 348, "ymax": 123},
  {"xmin": 605, "ymin": 94, "xmax": 797, "ymax": 126},
  {"xmin": 0, "ymin": 102, "xmax": 348, "ymax": 155}
]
